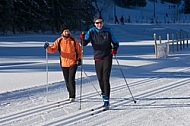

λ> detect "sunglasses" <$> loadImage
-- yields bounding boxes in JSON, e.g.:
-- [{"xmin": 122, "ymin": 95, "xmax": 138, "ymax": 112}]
[{"xmin": 95, "ymin": 21, "xmax": 103, "ymax": 24}]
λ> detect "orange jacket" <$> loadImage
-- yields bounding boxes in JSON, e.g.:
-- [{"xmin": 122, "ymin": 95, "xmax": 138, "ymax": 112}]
[{"xmin": 47, "ymin": 36, "xmax": 82, "ymax": 67}]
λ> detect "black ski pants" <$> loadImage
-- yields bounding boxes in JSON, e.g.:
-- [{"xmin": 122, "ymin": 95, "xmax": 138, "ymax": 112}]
[
  {"xmin": 62, "ymin": 64, "xmax": 77, "ymax": 98},
  {"xmin": 95, "ymin": 55, "xmax": 113, "ymax": 98}
]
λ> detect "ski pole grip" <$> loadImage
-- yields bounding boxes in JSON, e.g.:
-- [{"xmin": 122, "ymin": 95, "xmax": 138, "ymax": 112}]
[{"xmin": 80, "ymin": 31, "xmax": 85, "ymax": 46}]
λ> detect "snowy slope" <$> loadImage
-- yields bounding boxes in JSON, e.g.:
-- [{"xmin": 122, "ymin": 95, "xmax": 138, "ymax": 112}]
[
  {"xmin": 104, "ymin": 0, "xmax": 190, "ymax": 24},
  {"xmin": 0, "ymin": 23, "xmax": 190, "ymax": 126},
  {"xmin": 0, "ymin": 1, "xmax": 190, "ymax": 126},
  {"xmin": 0, "ymin": 33, "xmax": 190, "ymax": 126}
]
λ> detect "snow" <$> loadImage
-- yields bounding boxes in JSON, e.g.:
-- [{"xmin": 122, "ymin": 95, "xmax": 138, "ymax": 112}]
[{"xmin": 0, "ymin": 1, "xmax": 190, "ymax": 126}]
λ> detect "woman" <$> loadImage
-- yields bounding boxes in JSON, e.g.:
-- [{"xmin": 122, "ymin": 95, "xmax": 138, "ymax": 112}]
[{"xmin": 44, "ymin": 25, "xmax": 82, "ymax": 102}]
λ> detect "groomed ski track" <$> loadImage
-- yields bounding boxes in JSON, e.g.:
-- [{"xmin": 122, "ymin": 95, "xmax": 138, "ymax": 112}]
[{"xmin": 0, "ymin": 67, "xmax": 190, "ymax": 126}]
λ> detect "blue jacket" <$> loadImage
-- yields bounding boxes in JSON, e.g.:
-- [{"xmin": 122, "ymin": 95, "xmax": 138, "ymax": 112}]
[{"xmin": 83, "ymin": 26, "xmax": 119, "ymax": 59}]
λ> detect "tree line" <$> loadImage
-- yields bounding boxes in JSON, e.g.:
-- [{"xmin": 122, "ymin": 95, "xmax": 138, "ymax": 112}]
[
  {"xmin": 114, "ymin": 0, "xmax": 190, "ymax": 13},
  {"xmin": 0, "ymin": 0, "xmax": 97, "ymax": 34},
  {"xmin": 0, "ymin": 0, "xmax": 189, "ymax": 35}
]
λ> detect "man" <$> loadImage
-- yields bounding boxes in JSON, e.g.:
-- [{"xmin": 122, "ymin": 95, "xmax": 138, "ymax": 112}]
[
  {"xmin": 44, "ymin": 25, "xmax": 82, "ymax": 102},
  {"xmin": 80, "ymin": 16, "xmax": 119, "ymax": 108}
]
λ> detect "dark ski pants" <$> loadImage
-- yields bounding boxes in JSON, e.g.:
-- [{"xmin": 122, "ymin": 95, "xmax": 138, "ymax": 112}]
[
  {"xmin": 62, "ymin": 64, "xmax": 77, "ymax": 98},
  {"xmin": 95, "ymin": 55, "xmax": 112, "ymax": 98}
]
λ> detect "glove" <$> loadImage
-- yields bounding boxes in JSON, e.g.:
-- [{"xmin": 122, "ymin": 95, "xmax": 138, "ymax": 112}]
[
  {"xmin": 79, "ymin": 31, "xmax": 85, "ymax": 40},
  {"xmin": 111, "ymin": 48, "xmax": 117, "ymax": 55},
  {"xmin": 44, "ymin": 42, "xmax": 49, "ymax": 49},
  {"xmin": 77, "ymin": 59, "xmax": 82, "ymax": 66}
]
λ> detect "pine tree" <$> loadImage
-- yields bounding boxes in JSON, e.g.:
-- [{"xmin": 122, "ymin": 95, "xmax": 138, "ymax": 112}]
[
  {"xmin": 113, "ymin": 0, "xmax": 147, "ymax": 8},
  {"xmin": 0, "ymin": 0, "xmax": 97, "ymax": 34},
  {"xmin": 184, "ymin": 0, "xmax": 190, "ymax": 14}
]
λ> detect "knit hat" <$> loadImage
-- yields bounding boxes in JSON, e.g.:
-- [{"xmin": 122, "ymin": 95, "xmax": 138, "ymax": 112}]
[
  {"xmin": 61, "ymin": 25, "xmax": 69, "ymax": 32},
  {"xmin": 93, "ymin": 16, "xmax": 104, "ymax": 22}
]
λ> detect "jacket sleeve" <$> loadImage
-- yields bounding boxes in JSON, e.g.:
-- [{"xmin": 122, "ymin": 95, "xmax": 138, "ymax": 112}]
[
  {"xmin": 110, "ymin": 29, "xmax": 119, "ymax": 49},
  {"xmin": 47, "ymin": 38, "xmax": 60, "ymax": 53},
  {"xmin": 74, "ymin": 37, "xmax": 82, "ymax": 60},
  {"xmin": 83, "ymin": 29, "xmax": 92, "ymax": 46}
]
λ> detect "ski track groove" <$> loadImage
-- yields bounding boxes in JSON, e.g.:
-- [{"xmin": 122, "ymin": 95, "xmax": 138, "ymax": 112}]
[
  {"xmin": 80, "ymin": 79, "xmax": 190, "ymax": 126},
  {"xmin": 69, "ymin": 78, "xmax": 190, "ymax": 126},
  {"xmin": 0, "ymin": 99, "xmax": 69, "ymax": 125},
  {"xmin": 0, "ymin": 77, "xmax": 159, "ymax": 125},
  {"xmin": 82, "ymin": 101, "xmax": 157, "ymax": 126},
  {"xmin": 41, "ymin": 105, "xmax": 107, "ymax": 126},
  {"xmin": 37, "ymin": 78, "xmax": 190, "ymax": 125},
  {"xmin": 1, "ymin": 69, "xmax": 189, "ymax": 125}
]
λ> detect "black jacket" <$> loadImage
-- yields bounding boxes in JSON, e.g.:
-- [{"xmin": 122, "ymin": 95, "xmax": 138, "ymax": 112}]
[{"xmin": 83, "ymin": 26, "xmax": 119, "ymax": 59}]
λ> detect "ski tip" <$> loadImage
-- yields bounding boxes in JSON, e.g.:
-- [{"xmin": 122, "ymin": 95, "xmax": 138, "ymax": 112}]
[{"xmin": 103, "ymin": 106, "xmax": 109, "ymax": 111}]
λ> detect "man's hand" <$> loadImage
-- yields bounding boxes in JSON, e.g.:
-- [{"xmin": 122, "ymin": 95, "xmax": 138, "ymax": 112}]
[{"xmin": 111, "ymin": 49, "xmax": 117, "ymax": 55}]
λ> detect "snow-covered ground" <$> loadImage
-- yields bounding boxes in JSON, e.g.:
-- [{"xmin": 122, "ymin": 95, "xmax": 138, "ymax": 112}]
[
  {"xmin": 0, "ymin": 1, "xmax": 190, "ymax": 126},
  {"xmin": 105, "ymin": 0, "xmax": 190, "ymax": 24},
  {"xmin": 0, "ymin": 23, "xmax": 190, "ymax": 126}
]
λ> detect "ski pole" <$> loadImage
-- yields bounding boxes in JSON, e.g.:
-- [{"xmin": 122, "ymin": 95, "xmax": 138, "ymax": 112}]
[
  {"xmin": 79, "ymin": 32, "xmax": 84, "ymax": 110},
  {"xmin": 82, "ymin": 68, "xmax": 101, "ymax": 97},
  {"xmin": 45, "ymin": 46, "xmax": 49, "ymax": 102},
  {"xmin": 114, "ymin": 55, "xmax": 137, "ymax": 104},
  {"xmin": 79, "ymin": 64, "xmax": 82, "ymax": 110}
]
